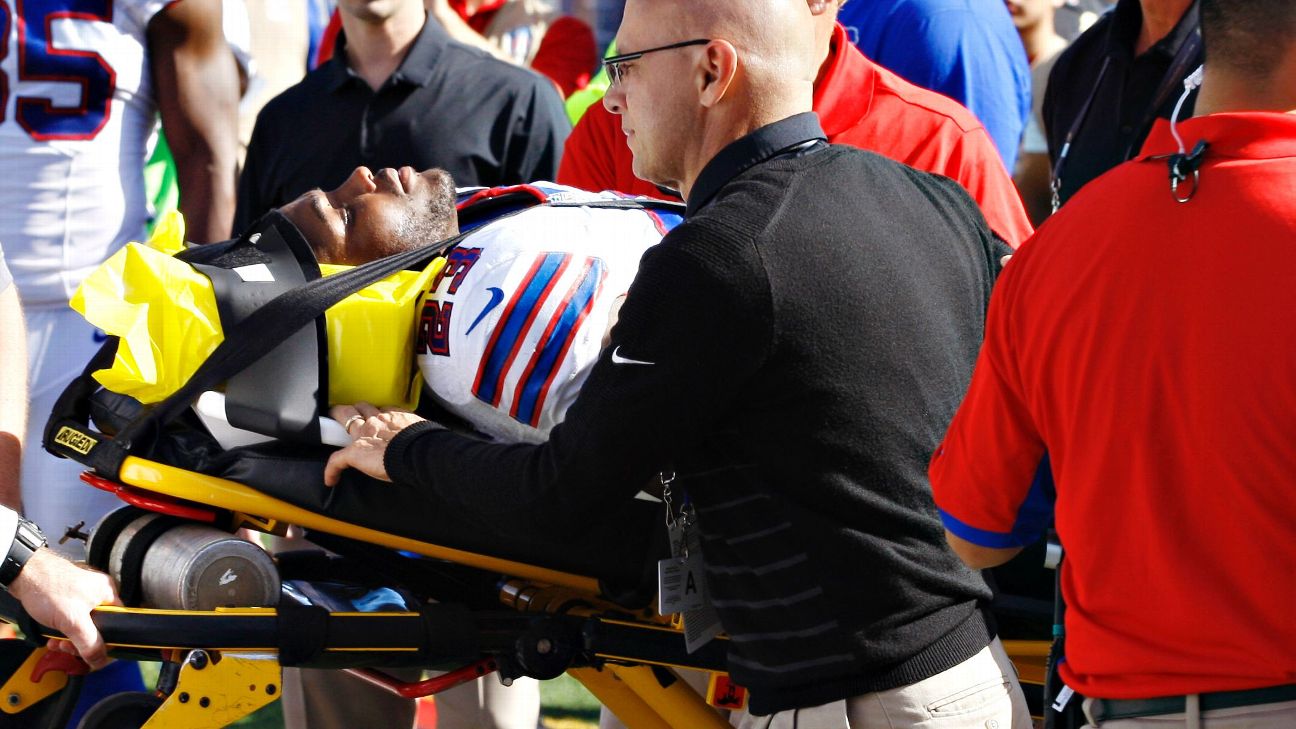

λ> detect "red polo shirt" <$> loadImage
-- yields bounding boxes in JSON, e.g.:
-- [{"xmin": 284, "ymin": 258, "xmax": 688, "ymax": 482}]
[
  {"xmin": 557, "ymin": 24, "xmax": 1033, "ymax": 247},
  {"xmin": 930, "ymin": 112, "xmax": 1296, "ymax": 699}
]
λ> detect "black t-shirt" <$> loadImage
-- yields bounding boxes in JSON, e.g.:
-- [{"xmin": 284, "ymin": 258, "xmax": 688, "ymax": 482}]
[
  {"xmin": 1043, "ymin": 0, "xmax": 1202, "ymax": 207},
  {"xmin": 234, "ymin": 18, "xmax": 569, "ymax": 235}
]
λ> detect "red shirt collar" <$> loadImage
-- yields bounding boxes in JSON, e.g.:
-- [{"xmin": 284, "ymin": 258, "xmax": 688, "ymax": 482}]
[
  {"xmin": 1139, "ymin": 112, "xmax": 1296, "ymax": 161},
  {"xmin": 813, "ymin": 24, "xmax": 876, "ymax": 138}
]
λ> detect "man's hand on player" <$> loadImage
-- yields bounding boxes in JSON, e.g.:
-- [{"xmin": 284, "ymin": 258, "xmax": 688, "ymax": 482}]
[
  {"xmin": 9, "ymin": 549, "xmax": 120, "ymax": 669},
  {"xmin": 325, "ymin": 403, "xmax": 426, "ymax": 486}
]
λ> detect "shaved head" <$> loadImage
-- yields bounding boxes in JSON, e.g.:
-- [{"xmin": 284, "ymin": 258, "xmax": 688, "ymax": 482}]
[
  {"xmin": 605, "ymin": 0, "xmax": 818, "ymax": 197},
  {"xmin": 633, "ymin": 0, "xmax": 819, "ymax": 107},
  {"xmin": 642, "ymin": 0, "xmax": 821, "ymax": 85}
]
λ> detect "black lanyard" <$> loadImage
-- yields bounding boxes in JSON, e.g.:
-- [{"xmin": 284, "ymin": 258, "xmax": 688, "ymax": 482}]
[{"xmin": 1050, "ymin": 4, "xmax": 1202, "ymax": 212}]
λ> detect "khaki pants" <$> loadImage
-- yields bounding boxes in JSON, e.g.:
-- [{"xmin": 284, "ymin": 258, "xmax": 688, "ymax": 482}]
[
  {"xmin": 738, "ymin": 638, "xmax": 1031, "ymax": 729},
  {"xmin": 1083, "ymin": 697, "xmax": 1296, "ymax": 729}
]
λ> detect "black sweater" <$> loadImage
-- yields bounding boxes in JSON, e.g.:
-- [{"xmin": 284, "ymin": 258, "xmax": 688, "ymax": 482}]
[{"xmin": 388, "ymin": 115, "xmax": 999, "ymax": 713}]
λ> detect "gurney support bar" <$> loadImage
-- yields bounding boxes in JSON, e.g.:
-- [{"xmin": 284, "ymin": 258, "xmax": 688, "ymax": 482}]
[{"xmin": 348, "ymin": 657, "xmax": 501, "ymax": 699}]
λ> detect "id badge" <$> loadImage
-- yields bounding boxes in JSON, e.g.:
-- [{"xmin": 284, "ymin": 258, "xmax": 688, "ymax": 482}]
[
  {"xmin": 659, "ymin": 523, "xmax": 708, "ymax": 614},
  {"xmin": 679, "ymin": 525, "xmax": 722, "ymax": 653}
]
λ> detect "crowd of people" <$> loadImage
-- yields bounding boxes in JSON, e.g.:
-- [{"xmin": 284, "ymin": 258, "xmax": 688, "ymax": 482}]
[{"xmin": 0, "ymin": 0, "xmax": 1292, "ymax": 728}]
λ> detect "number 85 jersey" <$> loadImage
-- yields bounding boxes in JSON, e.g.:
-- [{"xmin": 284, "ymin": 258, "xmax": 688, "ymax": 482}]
[
  {"xmin": 417, "ymin": 188, "xmax": 681, "ymax": 444},
  {"xmin": 0, "ymin": 0, "xmax": 173, "ymax": 306}
]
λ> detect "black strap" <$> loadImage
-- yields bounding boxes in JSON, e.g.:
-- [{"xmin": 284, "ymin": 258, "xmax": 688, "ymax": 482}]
[
  {"xmin": 41, "ymin": 338, "xmax": 120, "ymax": 467},
  {"xmin": 86, "ymin": 506, "xmax": 146, "ymax": 573},
  {"xmin": 117, "ymin": 514, "xmax": 184, "ymax": 607},
  {"xmin": 277, "ymin": 601, "xmax": 331, "ymax": 666},
  {"xmin": 276, "ymin": 596, "xmax": 329, "ymax": 664},
  {"xmin": 419, "ymin": 603, "xmax": 479, "ymax": 661}
]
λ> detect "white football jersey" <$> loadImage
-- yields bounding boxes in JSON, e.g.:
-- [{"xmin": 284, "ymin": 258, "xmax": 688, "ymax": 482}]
[
  {"xmin": 417, "ymin": 186, "xmax": 681, "ymax": 443},
  {"xmin": 0, "ymin": 0, "xmax": 172, "ymax": 306}
]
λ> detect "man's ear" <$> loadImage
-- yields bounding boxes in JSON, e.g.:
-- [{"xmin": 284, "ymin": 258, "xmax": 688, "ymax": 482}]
[{"xmin": 698, "ymin": 40, "xmax": 739, "ymax": 108}]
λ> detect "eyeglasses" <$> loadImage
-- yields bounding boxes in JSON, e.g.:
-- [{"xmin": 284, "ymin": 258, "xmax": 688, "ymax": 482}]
[{"xmin": 602, "ymin": 39, "xmax": 712, "ymax": 87}]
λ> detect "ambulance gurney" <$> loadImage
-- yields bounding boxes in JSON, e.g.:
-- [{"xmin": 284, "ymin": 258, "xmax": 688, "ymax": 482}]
[{"xmin": 3, "ymin": 190, "xmax": 751, "ymax": 729}]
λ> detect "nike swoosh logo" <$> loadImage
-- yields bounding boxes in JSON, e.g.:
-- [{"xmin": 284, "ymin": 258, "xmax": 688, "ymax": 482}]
[
  {"xmin": 611, "ymin": 346, "xmax": 655, "ymax": 366},
  {"xmin": 465, "ymin": 287, "xmax": 505, "ymax": 336}
]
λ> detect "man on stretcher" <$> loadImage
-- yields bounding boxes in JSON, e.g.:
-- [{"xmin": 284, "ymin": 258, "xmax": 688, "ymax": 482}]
[{"xmin": 274, "ymin": 165, "xmax": 676, "ymax": 446}]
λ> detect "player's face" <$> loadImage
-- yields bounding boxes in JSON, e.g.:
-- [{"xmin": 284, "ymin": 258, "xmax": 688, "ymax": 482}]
[
  {"xmin": 603, "ymin": 1, "xmax": 699, "ymax": 191},
  {"xmin": 280, "ymin": 166, "xmax": 459, "ymax": 265}
]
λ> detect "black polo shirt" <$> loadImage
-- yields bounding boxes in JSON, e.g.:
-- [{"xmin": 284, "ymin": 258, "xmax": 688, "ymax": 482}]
[
  {"xmin": 234, "ymin": 16, "xmax": 570, "ymax": 235},
  {"xmin": 1042, "ymin": 0, "xmax": 1201, "ymax": 207}
]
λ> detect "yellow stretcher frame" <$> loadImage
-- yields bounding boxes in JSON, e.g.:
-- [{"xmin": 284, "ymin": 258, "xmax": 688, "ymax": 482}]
[
  {"xmin": 2, "ymin": 458, "xmax": 1050, "ymax": 728},
  {"xmin": 119, "ymin": 457, "xmax": 600, "ymax": 593}
]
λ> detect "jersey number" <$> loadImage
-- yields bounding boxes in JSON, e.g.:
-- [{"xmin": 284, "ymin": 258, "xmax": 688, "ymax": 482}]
[{"xmin": 0, "ymin": 0, "xmax": 116, "ymax": 140}]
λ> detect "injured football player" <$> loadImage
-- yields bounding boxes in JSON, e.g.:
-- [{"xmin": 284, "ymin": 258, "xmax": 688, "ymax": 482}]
[{"xmin": 276, "ymin": 165, "xmax": 677, "ymax": 446}]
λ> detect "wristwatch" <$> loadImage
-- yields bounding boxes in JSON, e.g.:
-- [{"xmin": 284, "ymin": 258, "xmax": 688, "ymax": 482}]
[{"xmin": 0, "ymin": 518, "xmax": 46, "ymax": 588}]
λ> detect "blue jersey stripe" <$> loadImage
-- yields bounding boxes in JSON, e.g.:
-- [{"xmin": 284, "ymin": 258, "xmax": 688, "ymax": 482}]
[
  {"xmin": 938, "ymin": 508, "xmax": 1022, "ymax": 549},
  {"xmin": 513, "ymin": 258, "xmax": 605, "ymax": 426},
  {"xmin": 939, "ymin": 454, "xmax": 1056, "ymax": 549},
  {"xmin": 474, "ymin": 253, "xmax": 568, "ymax": 406}
]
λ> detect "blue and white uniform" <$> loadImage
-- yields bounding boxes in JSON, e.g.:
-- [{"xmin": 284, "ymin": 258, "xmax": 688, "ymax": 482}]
[
  {"xmin": 0, "ymin": 0, "xmax": 177, "ymax": 549},
  {"xmin": 418, "ymin": 185, "xmax": 680, "ymax": 443}
]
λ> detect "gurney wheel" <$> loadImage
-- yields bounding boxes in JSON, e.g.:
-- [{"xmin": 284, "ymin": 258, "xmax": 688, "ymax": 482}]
[{"xmin": 75, "ymin": 691, "xmax": 163, "ymax": 729}]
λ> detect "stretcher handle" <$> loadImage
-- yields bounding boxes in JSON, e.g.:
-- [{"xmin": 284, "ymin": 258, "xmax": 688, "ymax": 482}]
[{"xmin": 31, "ymin": 650, "xmax": 90, "ymax": 682}]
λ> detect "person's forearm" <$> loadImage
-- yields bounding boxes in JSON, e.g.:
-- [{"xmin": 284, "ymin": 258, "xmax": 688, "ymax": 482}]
[
  {"xmin": 383, "ymin": 422, "xmax": 623, "ymax": 534},
  {"xmin": 151, "ymin": 0, "xmax": 240, "ymax": 242},
  {"xmin": 0, "ymin": 287, "xmax": 27, "ymax": 512},
  {"xmin": 173, "ymin": 128, "xmax": 239, "ymax": 243},
  {"xmin": 167, "ymin": 65, "xmax": 239, "ymax": 242}
]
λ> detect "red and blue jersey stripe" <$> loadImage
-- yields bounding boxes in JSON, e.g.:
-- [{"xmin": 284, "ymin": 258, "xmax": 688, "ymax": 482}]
[
  {"xmin": 511, "ymin": 257, "xmax": 607, "ymax": 427},
  {"xmin": 471, "ymin": 252, "xmax": 608, "ymax": 428}
]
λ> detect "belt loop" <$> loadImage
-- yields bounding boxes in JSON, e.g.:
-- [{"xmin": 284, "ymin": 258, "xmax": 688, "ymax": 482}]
[
  {"xmin": 1082, "ymin": 697, "xmax": 1102, "ymax": 726},
  {"xmin": 1186, "ymin": 694, "xmax": 1201, "ymax": 729}
]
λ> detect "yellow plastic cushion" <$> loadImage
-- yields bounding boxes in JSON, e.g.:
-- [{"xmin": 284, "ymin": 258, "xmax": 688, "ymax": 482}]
[{"xmin": 320, "ymin": 260, "xmax": 444, "ymax": 409}]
